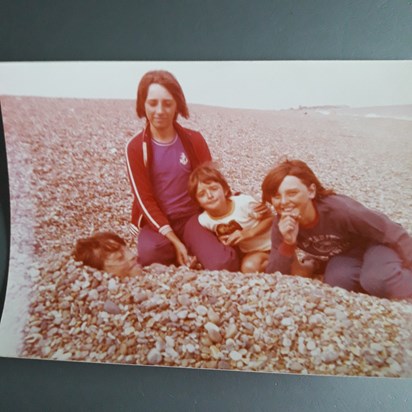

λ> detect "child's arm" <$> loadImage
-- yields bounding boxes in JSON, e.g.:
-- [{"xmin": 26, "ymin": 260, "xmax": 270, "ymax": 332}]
[
  {"xmin": 223, "ymin": 216, "xmax": 273, "ymax": 246},
  {"xmin": 251, "ymin": 202, "xmax": 273, "ymax": 220}
]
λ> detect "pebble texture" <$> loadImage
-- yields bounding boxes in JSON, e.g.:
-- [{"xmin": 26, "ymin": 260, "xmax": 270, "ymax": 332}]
[
  {"xmin": 20, "ymin": 259, "xmax": 412, "ymax": 376},
  {"xmin": 2, "ymin": 96, "xmax": 412, "ymax": 377}
]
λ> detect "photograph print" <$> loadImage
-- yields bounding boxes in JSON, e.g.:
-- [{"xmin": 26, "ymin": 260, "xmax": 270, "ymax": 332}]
[{"xmin": 0, "ymin": 61, "xmax": 411, "ymax": 377}]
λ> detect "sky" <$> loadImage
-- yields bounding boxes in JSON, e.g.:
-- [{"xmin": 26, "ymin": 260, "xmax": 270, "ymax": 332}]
[{"xmin": 0, "ymin": 61, "xmax": 411, "ymax": 110}]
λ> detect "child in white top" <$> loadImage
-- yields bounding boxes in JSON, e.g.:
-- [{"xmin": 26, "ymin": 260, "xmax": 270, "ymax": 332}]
[{"xmin": 188, "ymin": 164, "xmax": 273, "ymax": 273}]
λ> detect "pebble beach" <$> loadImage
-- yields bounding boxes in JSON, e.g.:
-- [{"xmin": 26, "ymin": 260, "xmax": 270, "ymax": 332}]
[{"xmin": 1, "ymin": 96, "xmax": 412, "ymax": 377}]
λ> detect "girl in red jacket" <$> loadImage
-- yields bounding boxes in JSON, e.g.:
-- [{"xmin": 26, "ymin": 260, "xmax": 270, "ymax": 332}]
[{"xmin": 126, "ymin": 70, "xmax": 239, "ymax": 270}]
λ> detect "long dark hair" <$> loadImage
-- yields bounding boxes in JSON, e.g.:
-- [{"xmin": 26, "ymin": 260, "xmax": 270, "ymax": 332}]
[{"xmin": 136, "ymin": 70, "xmax": 189, "ymax": 120}]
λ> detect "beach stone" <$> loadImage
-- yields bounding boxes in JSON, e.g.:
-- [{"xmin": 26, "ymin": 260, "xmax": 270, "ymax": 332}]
[
  {"xmin": 149, "ymin": 263, "xmax": 168, "ymax": 275},
  {"xmin": 177, "ymin": 310, "xmax": 188, "ymax": 319},
  {"xmin": 195, "ymin": 305, "xmax": 208, "ymax": 316},
  {"xmin": 185, "ymin": 344, "xmax": 196, "ymax": 353},
  {"xmin": 282, "ymin": 337, "xmax": 292, "ymax": 348},
  {"xmin": 169, "ymin": 312, "xmax": 178, "ymax": 322},
  {"xmin": 289, "ymin": 361, "xmax": 304, "ymax": 372},
  {"xmin": 147, "ymin": 348, "xmax": 162, "ymax": 365},
  {"xmin": 335, "ymin": 310, "xmax": 347, "ymax": 321},
  {"xmin": 124, "ymin": 326, "xmax": 135, "ymax": 336},
  {"xmin": 165, "ymin": 336, "xmax": 175, "ymax": 348},
  {"xmin": 308, "ymin": 314, "xmax": 324, "ymax": 325},
  {"xmin": 218, "ymin": 360, "xmax": 231, "ymax": 369},
  {"xmin": 165, "ymin": 347, "xmax": 178, "ymax": 359},
  {"xmin": 119, "ymin": 344, "xmax": 127, "ymax": 356},
  {"xmin": 108, "ymin": 279, "xmax": 117, "ymax": 291},
  {"xmin": 388, "ymin": 359, "xmax": 402, "ymax": 374},
  {"xmin": 281, "ymin": 317, "xmax": 294, "ymax": 327},
  {"xmin": 322, "ymin": 349, "xmax": 340, "ymax": 363},
  {"xmin": 207, "ymin": 308, "xmax": 220, "ymax": 324},
  {"xmin": 225, "ymin": 323, "xmax": 237, "ymax": 338},
  {"xmin": 88, "ymin": 289, "xmax": 99, "ymax": 301},
  {"xmin": 225, "ymin": 338, "xmax": 236, "ymax": 351},
  {"xmin": 205, "ymin": 322, "xmax": 222, "ymax": 343},
  {"xmin": 178, "ymin": 294, "xmax": 191, "ymax": 306},
  {"xmin": 306, "ymin": 340, "xmax": 317, "ymax": 351},
  {"xmin": 229, "ymin": 351, "xmax": 242, "ymax": 361},
  {"xmin": 364, "ymin": 351, "xmax": 386, "ymax": 367},
  {"xmin": 210, "ymin": 345, "xmax": 222, "ymax": 359},
  {"xmin": 133, "ymin": 292, "xmax": 148, "ymax": 303},
  {"xmin": 103, "ymin": 300, "xmax": 121, "ymax": 314}
]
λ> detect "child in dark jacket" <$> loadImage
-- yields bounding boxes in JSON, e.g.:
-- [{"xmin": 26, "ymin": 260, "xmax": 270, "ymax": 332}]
[{"xmin": 262, "ymin": 159, "xmax": 412, "ymax": 299}]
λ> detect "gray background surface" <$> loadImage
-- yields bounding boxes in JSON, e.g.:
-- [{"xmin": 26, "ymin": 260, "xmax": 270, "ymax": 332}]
[{"xmin": 1, "ymin": 1, "xmax": 412, "ymax": 410}]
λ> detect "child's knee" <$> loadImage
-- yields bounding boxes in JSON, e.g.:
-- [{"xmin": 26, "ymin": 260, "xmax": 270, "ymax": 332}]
[
  {"xmin": 241, "ymin": 259, "xmax": 259, "ymax": 273},
  {"xmin": 360, "ymin": 263, "xmax": 407, "ymax": 299},
  {"xmin": 359, "ymin": 274, "xmax": 387, "ymax": 298},
  {"xmin": 241, "ymin": 254, "xmax": 266, "ymax": 273},
  {"xmin": 360, "ymin": 245, "xmax": 411, "ymax": 298}
]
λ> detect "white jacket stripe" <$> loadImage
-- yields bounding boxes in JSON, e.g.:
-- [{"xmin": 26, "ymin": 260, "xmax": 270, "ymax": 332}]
[{"xmin": 125, "ymin": 136, "xmax": 160, "ymax": 230}]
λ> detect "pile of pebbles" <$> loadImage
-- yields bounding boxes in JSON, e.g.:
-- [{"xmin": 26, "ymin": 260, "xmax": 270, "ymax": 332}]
[
  {"xmin": 22, "ymin": 256, "xmax": 412, "ymax": 377},
  {"xmin": 2, "ymin": 96, "xmax": 412, "ymax": 376}
]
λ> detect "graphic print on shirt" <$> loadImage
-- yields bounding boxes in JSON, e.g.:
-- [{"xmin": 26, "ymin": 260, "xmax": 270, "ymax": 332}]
[
  {"xmin": 179, "ymin": 152, "xmax": 188, "ymax": 166},
  {"xmin": 300, "ymin": 234, "xmax": 351, "ymax": 259},
  {"xmin": 215, "ymin": 220, "xmax": 243, "ymax": 237}
]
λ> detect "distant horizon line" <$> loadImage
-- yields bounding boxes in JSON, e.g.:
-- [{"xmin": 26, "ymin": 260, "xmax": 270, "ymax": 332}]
[{"xmin": 2, "ymin": 94, "xmax": 412, "ymax": 112}]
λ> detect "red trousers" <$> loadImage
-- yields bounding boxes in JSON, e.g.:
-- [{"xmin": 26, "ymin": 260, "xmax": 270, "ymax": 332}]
[{"xmin": 137, "ymin": 214, "xmax": 240, "ymax": 271}]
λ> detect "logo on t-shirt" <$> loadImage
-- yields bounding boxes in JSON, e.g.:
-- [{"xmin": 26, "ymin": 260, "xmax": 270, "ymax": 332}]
[
  {"xmin": 215, "ymin": 220, "xmax": 243, "ymax": 236},
  {"xmin": 179, "ymin": 152, "xmax": 188, "ymax": 166},
  {"xmin": 301, "ymin": 234, "xmax": 350, "ymax": 258}
]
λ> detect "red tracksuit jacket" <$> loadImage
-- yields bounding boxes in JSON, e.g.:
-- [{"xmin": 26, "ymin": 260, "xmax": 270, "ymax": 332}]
[{"xmin": 125, "ymin": 122, "xmax": 212, "ymax": 236}]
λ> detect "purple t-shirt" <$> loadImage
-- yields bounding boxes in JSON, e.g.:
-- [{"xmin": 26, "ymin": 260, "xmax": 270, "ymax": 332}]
[{"xmin": 150, "ymin": 135, "xmax": 199, "ymax": 220}]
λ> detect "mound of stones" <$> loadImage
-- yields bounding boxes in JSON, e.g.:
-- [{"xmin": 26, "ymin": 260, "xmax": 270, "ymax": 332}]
[{"xmin": 22, "ymin": 256, "xmax": 412, "ymax": 377}]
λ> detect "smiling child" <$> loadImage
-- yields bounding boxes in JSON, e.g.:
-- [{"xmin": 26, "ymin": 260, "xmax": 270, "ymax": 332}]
[
  {"xmin": 189, "ymin": 164, "xmax": 273, "ymax": 273},
  {"xmin": 262, "ymin": 159, "xmax": 412, "ymax": 299}
]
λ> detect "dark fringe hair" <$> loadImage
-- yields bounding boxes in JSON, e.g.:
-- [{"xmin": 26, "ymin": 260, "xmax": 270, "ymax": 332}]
[
  {"xmin": 74, "ymin": 232, "xmax": 126, "ymax": 270},
  {"xmin": 262, "ymin": 159, "xmax": 335, "ymax": 203},
  {"xmin": 188, "ymin": 163, "xmax": 232, "ymax": 203}
]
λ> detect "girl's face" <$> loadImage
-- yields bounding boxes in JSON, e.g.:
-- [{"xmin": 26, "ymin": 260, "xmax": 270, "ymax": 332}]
[
  {"xmin": 103, "ymin": 246, "xmax": 141, "ymax": 277},
  {"xmin": 144, "ymin": 83, "xmax": 177, "ymax": 131},
  {"xmin": 196, "ymin": 181, "xmax": 230, "ymax": 217},
  {"xmin": 271, "ymin": 175, "xmax": 316, "ymax": 223}
]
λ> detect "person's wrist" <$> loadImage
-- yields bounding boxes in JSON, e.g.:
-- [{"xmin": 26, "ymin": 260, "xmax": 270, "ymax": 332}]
[
  {"xmin": 240, "ymin": 229, "xmax": 249, "ymax": 240},
  {"xmin": 172, "ymin": 239, "xmax": 183, "ymax": 249},
  {"xmin": 279, "ymin": 241, "xmax": 296, "ymax": 257},
  {"xmin": 283, "ymin": 238, "xmax": 296, "ymax": 246}
]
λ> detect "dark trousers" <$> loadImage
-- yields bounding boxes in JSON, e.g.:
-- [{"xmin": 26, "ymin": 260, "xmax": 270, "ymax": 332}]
[
  {"xmin": 324, "ymin": 244, "xmax": 412, "ymax": 299},
  {"xmin": 137, "ymin": 214, "xmax": 240, "ymax": 271}
]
